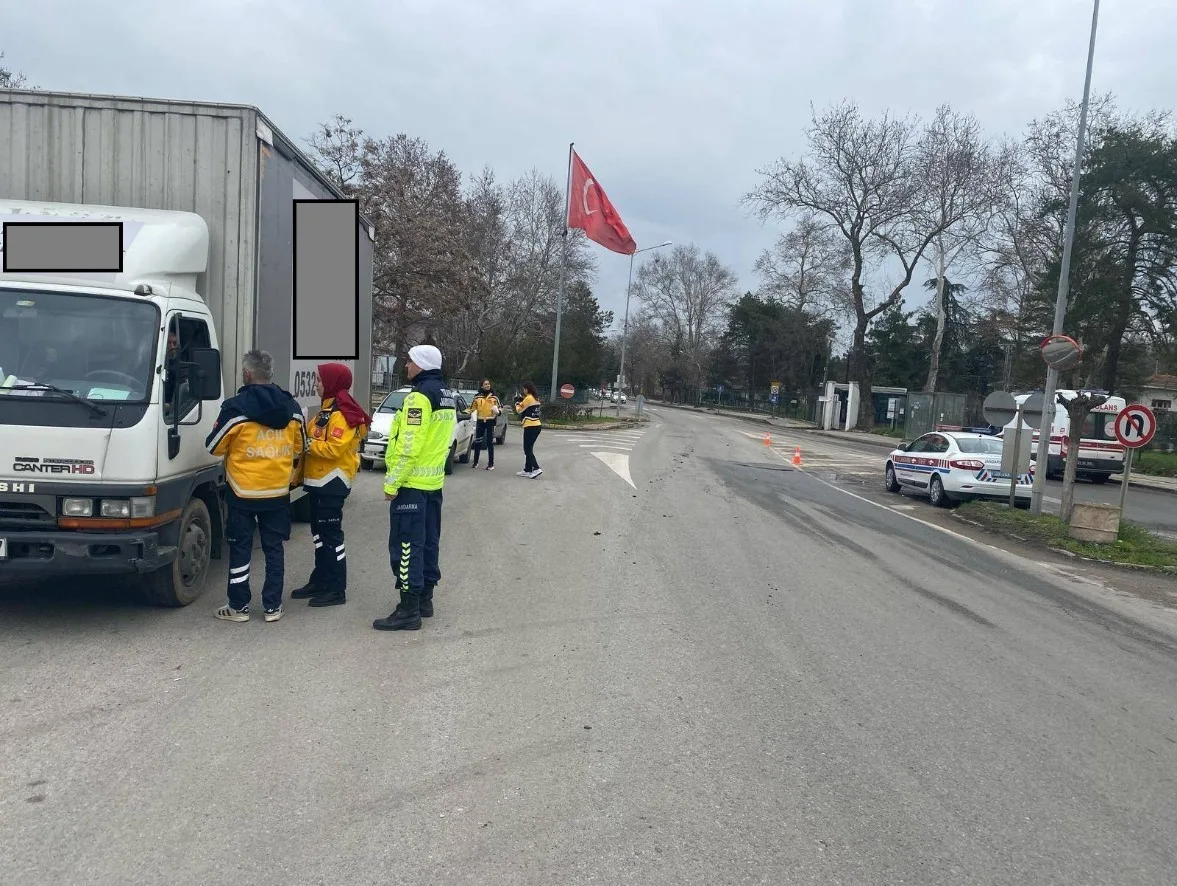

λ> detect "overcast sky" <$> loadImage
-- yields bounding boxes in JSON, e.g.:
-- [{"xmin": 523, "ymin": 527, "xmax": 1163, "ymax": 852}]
[{"xmin": 6, "ymin": 0, "xmax": 1177, "ymax": 331}]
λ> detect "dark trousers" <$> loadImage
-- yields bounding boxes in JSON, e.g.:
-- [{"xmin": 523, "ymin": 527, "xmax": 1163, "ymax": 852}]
[
  {"xmin": 225, "ymin": 500, "xmax": 291, "ymax": 611},
  {"xmin": 523, "ymin": 426, "xmax": 541, "ymax": 472},
  {"xmin": 309, "ymin": 490, "xmax": 349, "ymax": 593},
  {"xmin": 472, "ymin": 419, "xmax": 495, "ymax": 467},
  {"xmin": 389, "ymin": 488, "xmax": 443, "ymax": 596}
]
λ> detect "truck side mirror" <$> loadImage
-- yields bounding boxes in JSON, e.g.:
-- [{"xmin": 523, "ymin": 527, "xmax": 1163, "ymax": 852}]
[{"xmin": 188, "ymin": 348, "xmax": 222, "ymax": 400}]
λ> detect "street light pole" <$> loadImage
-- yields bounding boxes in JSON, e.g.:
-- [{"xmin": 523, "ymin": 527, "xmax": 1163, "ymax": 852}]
[
  {"xmin": 617, "ymin": 241, "xmax": 671, "ymax": 416},
  {"xmin": 1030, "ymin": 0, "xmax": 1100, "ymax": 516}
]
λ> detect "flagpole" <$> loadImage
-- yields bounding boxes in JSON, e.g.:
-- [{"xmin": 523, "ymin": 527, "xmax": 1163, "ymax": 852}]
[{"xmin": 550, "ymin": 142, "xmax": 574, "ymax": 403}]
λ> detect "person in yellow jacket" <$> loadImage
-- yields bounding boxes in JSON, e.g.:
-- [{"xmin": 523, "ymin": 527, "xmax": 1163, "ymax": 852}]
[
  {"xmin": 470, "ymin": 378, "xmax": 501, "ymax": 470},
  {"xmin": 290, "ymin": 362, "xmax": 371, "ymax": 608},
  {"xmin": 374, "ymin": 345, "xmax": 455, "ymax": 632},
  {"xmin": 514, "ymin": 381, "xmax": 543, "ymax": 478},
  {"xmin": 204, "ymin": 349, "xmax": 307, "ymax": 623}
]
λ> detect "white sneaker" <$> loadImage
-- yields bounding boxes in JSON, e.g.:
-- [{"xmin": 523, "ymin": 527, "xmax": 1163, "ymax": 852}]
[
  {"xmin": 264, "ymin": 606, "xmax": 284, "ymax": 623},
  {"xmin": 215, "ymin": 603, "xmax": 250, "ymax": 622},
  {"xmin": 517, "ymin": 470, "xmax": 530, "ymax": 477},
  {"xmin": 529, "ymin": 469, "xmax": 543, "ymax": 478}
]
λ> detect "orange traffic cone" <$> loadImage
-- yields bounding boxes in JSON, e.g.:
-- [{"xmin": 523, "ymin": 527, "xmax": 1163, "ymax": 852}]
[
  {"xmin": 763, "ymin": 432, "xmax": 772, "ymax": 447},
  {"xmin": 792, "ymin": 445, "xmax": 802, "ymax": 466}
]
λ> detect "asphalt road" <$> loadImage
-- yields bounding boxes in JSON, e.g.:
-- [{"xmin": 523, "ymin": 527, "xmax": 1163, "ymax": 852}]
[
  {"xmin": 770, "ymin": 421, "xmax": 1177, "ymax": 535},
  {"xmin": 3, "ymin": 405, "xmax": 1177, "ymax": 885}
]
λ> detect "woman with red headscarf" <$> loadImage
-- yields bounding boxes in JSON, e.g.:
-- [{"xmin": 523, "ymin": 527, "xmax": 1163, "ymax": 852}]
[{"xmin": 291, "ymin": 362, "xmax": 372, "ymax": 608}]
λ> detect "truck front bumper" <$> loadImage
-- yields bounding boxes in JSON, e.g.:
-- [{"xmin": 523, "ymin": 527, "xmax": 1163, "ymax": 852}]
[{"xmin": 0, "ymin": 530, "xmax": 176, "ymax": 577}]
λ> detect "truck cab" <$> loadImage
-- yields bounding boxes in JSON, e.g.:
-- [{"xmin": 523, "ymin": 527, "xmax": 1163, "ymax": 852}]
[{"xmin": 0, "ymin": 202, "xmax": 231, "ymax": 605}]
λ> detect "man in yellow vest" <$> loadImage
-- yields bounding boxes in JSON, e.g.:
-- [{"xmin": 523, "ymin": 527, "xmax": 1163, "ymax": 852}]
[{"xmin": 374, "ymin": 345, "xmax": 454, "ymax": 631}]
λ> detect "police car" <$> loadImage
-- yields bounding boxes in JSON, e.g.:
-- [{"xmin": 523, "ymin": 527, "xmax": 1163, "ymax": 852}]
[
  {"xmin": 360, "ymin": 387, "xmax": 477, "ymax": 474},
  {"xmin": 884, "ymin": 431, "xmax": 1033, "ymax": 507}
]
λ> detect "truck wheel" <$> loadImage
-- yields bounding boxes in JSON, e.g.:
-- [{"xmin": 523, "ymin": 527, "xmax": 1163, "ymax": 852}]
[
  {"xmin": 444, "ymin": 442, "xmax": 456, "ymax": 476},
  {"xmin": 458, "ymin": 436, "xmax": 472, "ymax": 464},
  {"xmin": 496, "ymin": 429, "xmax": 506, "ymax": 445},
  {"xmin": 141, "ymin": 498, "xmax": 212, "ymax": 607},
  {"xmin": 1089, "ymin": 473, "xmax": 1111, "ymax": 485}
]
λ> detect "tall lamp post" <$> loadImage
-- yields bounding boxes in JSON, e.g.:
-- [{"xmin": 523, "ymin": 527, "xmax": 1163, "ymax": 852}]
[
  {"xmin": 617, "ymin": 241, "xmax": 672, "ymax": 414},
  {"xmin": 1030, "ymin": 0, "xmax": 1101, "ymax": 516}
]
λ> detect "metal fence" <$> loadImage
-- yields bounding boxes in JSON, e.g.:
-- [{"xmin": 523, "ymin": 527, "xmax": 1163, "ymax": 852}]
[{"xmin": 903, "ymin": 392, "xmax": 968, "ymax": 439}]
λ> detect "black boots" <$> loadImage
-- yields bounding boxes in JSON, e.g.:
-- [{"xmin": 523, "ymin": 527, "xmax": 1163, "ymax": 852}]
[
  {"xmin": 420, "ymin": 584, "xmax": 435, "ymax": 618},
  {"xmin": 309, "ymin": 590, "xmax": 346, "ymax": 607},
  {"xmin": 292, "ymin": 581, "xmax": 345, "ymax": 606},
  {"xmin": 290, "ymin": 582, "xmax": 319, "ymax": 600},
  {"xmin": 373, "ymin": 591, "xmax": 422, "ymax": 631}
]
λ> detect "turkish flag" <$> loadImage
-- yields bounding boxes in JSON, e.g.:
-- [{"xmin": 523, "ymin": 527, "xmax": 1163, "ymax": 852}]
[{"xmin": 567, "ymin": 150, "xmax": 637, "ymax": 255}]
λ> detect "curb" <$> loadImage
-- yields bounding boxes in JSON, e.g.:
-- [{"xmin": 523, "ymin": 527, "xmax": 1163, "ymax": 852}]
[{"xmin": 951, "ymin": 512, "xmax": 1177, "ymax": 576}]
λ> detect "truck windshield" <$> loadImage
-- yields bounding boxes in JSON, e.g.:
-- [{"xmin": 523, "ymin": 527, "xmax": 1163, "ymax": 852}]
[{"xmin": 0, "ymin": 288, "xmax": 160, "ymax": 402}]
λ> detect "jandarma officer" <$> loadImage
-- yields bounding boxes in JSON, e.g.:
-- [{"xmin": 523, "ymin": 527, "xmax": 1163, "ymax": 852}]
[{"xmin": 374, "ymin": 345, "xmax": 453, "ymax": 631}]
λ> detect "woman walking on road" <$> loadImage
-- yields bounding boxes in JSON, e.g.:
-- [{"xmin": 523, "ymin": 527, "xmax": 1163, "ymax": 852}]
[
  {"xmin": 514, "ymin": 382, "xmax": 543, "ymax": 478},
  {"xmin": 471, "ymin": 379, "xmax": 501, "ymax": 470},
  {"xmin": 291, "ymin": 362, "xmax": 371, "ymax": 607}
]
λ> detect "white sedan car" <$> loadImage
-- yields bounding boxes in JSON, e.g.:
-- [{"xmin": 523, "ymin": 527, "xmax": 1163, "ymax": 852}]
[
  {"xmin": 884, "ymin": 431, "xmax": 1033, "ymax": 507},
  {"xmin": 360, "ymin": 387, "xmax": 476, "ymax": 475}
]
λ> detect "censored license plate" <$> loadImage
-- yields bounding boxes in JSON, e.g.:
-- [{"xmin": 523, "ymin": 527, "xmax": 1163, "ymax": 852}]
[{"xmin": 0, "ymin": 537, "xmax": 7, "ymax": 559}]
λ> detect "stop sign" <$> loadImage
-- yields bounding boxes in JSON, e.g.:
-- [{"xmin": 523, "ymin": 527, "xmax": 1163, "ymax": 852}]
[{"xmin": 559, "ymin": 384, "xmax": 575, "ymax": 399}]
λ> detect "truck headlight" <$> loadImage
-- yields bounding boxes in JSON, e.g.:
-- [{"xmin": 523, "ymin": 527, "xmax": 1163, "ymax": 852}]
[
  {"xmin": 62, "ymin": 498, "xmax": 94, "ymax": 517},
  {"xmin": 369, "ymin": 431, "xmax": 385, "ymax": 441},
  {"xmin": 100, "ymin": 496, "xmax": 156, "ymax": 518}
]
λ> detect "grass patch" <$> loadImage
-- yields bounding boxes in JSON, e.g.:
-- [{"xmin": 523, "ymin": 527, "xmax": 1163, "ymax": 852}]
[
  {"xmin": 1135, "ymin": 450, "xmax": 1177, "ymax": 478},
  {"xmin": 957, "ymin": 501, "xmax": 1177, "ymax": 570},
  {"xmin": 867, "ymin": 426, "xmax": 906, "ymax": 439}
]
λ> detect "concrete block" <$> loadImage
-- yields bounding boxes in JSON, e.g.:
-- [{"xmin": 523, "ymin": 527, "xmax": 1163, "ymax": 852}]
[{"xmin": 1068, "ymin": 502, "xmax": 1121, "ymax": 544}]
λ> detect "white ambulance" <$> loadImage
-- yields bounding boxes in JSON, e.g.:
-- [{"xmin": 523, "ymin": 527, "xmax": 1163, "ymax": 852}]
[{"xmin": 1016, "ymin": 390, "xmax": 1126, "ymax": 484}]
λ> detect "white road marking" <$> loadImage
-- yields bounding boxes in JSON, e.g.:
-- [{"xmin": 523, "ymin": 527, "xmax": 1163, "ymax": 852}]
[
  {"xmin": 591, "ymin": 451, "xmax": 636, "ymax": 489},
  {"xmin": 579, "ymin": 444, "xmax": 633, "ymax": 450}
]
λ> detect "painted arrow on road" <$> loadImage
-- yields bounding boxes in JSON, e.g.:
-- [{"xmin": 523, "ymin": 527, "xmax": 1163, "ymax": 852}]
[{"xmin": 591, "ymin": 451, "xmax": 636, "ymax": 489}]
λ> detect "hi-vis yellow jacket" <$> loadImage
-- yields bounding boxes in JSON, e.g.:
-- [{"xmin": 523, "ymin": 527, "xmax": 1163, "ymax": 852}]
[
  {"xmin": 383, "ymin": 370, "xmax": 455, "ymax": 495},
  {"xmin": 303, "ymin": 398, "xmax": 366, "ymax": 494},
  {"xmin": 205, "ymin": 383, "xmax": 307, "ymax": 502}
]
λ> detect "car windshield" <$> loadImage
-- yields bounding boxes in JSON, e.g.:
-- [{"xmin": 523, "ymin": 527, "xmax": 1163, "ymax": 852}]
[
  {"xmin": 377, "ymin": 391, "xmax": 408, "ymax": 413},
  {"xmin": 955, "ymin": 437, "xmax": 1005, "ymax": 454},
  {"xmin": 0, "ymin": 287, "xmax": 160, "ymax": 402}
]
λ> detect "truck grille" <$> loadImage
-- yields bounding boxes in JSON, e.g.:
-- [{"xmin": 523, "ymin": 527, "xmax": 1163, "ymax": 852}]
[{"xmin": 0, "ymin": 500, "xmax": 56, "ymax": 530}]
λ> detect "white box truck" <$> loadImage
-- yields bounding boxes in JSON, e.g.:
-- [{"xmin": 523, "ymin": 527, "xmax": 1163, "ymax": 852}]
[{"xmin": 0, "ymin": 89, "xmax": 375, "ymax": 606}]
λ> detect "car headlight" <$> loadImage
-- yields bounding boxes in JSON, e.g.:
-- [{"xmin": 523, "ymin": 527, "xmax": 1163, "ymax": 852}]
[{"xmin": 369, "ymin": 431, "xmax": 386, "ymax": 442}]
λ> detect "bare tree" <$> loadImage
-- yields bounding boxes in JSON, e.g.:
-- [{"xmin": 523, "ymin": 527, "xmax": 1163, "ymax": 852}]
[
  {"xmin": 746, "ymin": 101, "xmax": 969, "ymax": 428},
  {"xmin": 0, "ymin": 52, "xmax": 31, "ymax": 89},
  {"xmin": 305, "ymin": 115, "xmax": 365, "ymax": 199},
  {"xmin": 915, "ymin": 105, "xmax": 998, "ymax": 392},
  {"xmin": 1057, "ymin": 390, "xmax": 1109, "ymax": 522},
  {"xmin": 753, "ymin": 215, "xmax": 853, "ymax": 319},
  {"xmin": 633, "ymin": 243, "xmax": 737, "ymax": 392}
]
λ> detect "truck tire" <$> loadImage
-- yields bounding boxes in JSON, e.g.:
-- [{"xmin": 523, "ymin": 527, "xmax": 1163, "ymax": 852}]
[
  {"xmin": 1089, "ymin": 473, "xmax": 1111, "ymax": 485},
  {"xmin": 457, "ymin": 434, "xmax": 473, "ymax": 464},
  {"xmin": 496, "ymin": 427, "xmax": 506, "ymax": 445},
  {"xmin": 444, "ymin": 442, "xmax": 456, "ymax": 476},
  {"xmin": 141, "ymin": 498, "xmax": 212, "ymax": 607}
]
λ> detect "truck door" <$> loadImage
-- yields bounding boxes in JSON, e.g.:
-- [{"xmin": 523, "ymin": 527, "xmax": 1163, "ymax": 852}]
[{"xmin": 157, "ymin": 312, "xmax": 219, "ymax": 478}]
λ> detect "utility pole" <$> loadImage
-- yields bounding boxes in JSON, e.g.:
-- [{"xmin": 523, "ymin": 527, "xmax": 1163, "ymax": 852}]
[{"xmin": 1030, "ymin": 0, "xmax": 1100, "ymax": 516}]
